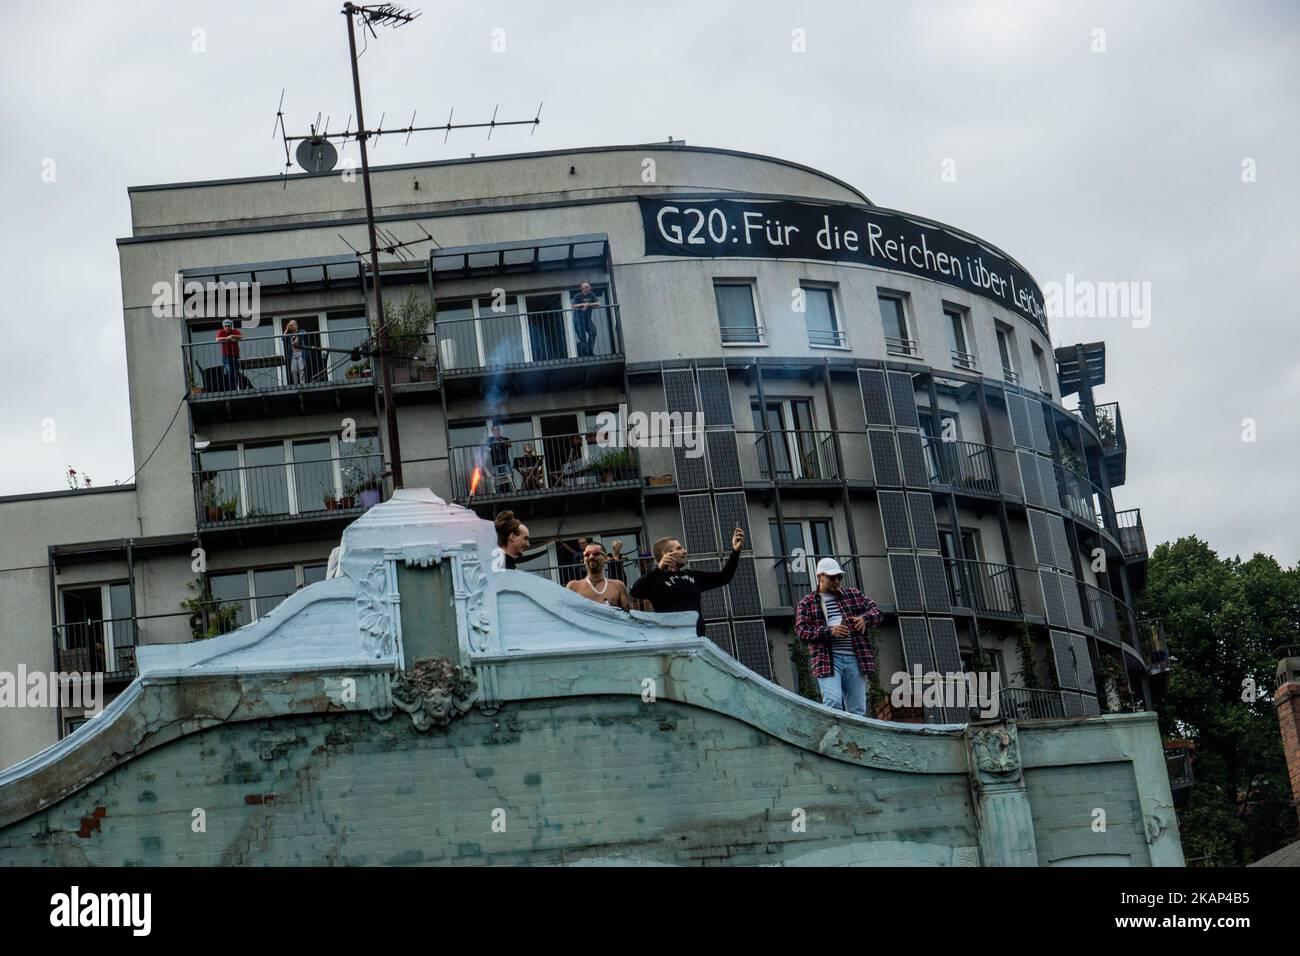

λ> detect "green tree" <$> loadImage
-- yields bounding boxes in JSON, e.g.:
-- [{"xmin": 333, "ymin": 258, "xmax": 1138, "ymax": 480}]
[{"xmin": 1141, "ymin": 536, "xmax": 1300, "ymax": 865}]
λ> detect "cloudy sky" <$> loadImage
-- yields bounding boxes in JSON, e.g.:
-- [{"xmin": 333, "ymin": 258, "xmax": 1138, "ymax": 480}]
[{"xmin": 1, "ymin": 0, "xmax": 1296, "ymax": 564}]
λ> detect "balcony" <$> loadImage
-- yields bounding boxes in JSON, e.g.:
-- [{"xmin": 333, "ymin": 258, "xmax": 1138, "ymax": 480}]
[
  {"xmin": 1002, "ymin": 366, "xmax": 1021, "ymax": 385},
  {"xmin": 450, "ymin": 431, "xmax": 641, "ymax": 514},
  {"xmin": 183, "ymin": 330, "xmax": 377, "ymax": 424},
  {"xmin": 1082, "ymin": 581, "xmax": 1138, "ymax": 647},
  {"xmin": 54, "ymin": 618, "xmax": 137, "ymax": 686},
  {"xmin": 1140, "ymin": 618, "xmax": 1171, "ymax": 675},
  {"xmin": 924, "ymin": 437, "xmax": 999, "ymax": 497},
  {"xmin": 999, "ymin": 687, "xmax": 1067, "ymax": 720},
  {"xmin": 1091, "ymin": 402, "xmax": 1127, "ymax": 487},
  {"xmin": 944, "ymin": 558, "xmax": 1026, "ymax": 620},
  {"xmin": 885, "ymin": 335, "xmax": 919, "ymax": 358},
  {"xmin": 741, "ymin": 430, "xmax": 840, "ymax": 488},
  {"xmin": 950, "ymin": 348, "xmax": 979, "ymax": 372},
  {"xmin": 195, "ymin": 453, "xmax": 386, "ymax": 543},
  {"xmin": 1115, "ymin": 508, "xmax": 1147, "ymax": 559},
  {"xmin": 763, "ymin": 553, "xmax": 873, "ymax": 609},
  {"xmin": 434, "ymin": 304, "xmax": 624, "ymax": 398}
]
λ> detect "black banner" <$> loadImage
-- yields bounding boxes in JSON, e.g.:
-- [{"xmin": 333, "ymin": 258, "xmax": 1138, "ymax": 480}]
[{"xmin": 639, "ymin": 196, "xmax": 1048, "ymax": 334}]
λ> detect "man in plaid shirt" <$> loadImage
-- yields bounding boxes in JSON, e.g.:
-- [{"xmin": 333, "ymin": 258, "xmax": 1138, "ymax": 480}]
[{"xmin": 794, "ymin": 558, "xmax": 883, "ymax": 716}]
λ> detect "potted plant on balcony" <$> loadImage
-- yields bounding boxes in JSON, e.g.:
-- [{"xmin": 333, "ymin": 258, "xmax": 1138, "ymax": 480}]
[
  {"xmin": 200, "ymin": 479, "xmax": 221, "ymax": 522},
  {"xmin": 588, "ymin": 447, "xmax": 634, "ymax": 483},
  {"xmin": 346, "ymin": 361, "xmax": 371, "ymax": 381},
  {"xmin": 187, "ymin": 365, "xmax": 204, "ymax": 398},
  {"xmin": 219, "ymin": 494, "xmax": 238, "ymax": 521},
  {"xmin": 180, "ymin": 579, "xmax": 242, "ymax": 640},
  {"xmin": 382, "ymin": 288, "xmax": 436, "ymax": 384},
  {"xmin": 323, "ymin": 493, "xmax": 337, "ymax": 511}
]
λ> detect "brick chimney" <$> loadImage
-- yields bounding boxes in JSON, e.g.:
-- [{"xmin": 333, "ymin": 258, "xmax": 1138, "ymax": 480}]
[{"xmin": 1274, "ymin": 647, "xmax": 1300, "ymax": 824}]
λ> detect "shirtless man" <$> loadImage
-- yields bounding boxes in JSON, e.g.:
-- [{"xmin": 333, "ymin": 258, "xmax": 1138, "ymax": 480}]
[{"xmin": 565, "ymin": 542, "xmax": 631, "ymax": 610}]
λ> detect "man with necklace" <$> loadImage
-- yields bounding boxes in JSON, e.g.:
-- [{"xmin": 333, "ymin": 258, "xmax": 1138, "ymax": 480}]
[{"xmin": 566, "ymin": 542, "xmax": 631, "ymax": 610}]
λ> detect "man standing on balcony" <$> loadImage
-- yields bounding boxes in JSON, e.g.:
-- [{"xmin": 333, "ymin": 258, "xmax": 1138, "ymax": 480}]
[
  {"xmin": 482, "ymin": 423, "xmax": 513, "ymax": 493},
  {"xmin": 794, "ymin": 558, "xmax": 883, "ymax": 717},
  {"xmin": 630, "ymin": 527, "xmax": 745, "ymax": 635},
  {"xmin": 571, "ymin": 282, "xmax": 599, "ymax": 358},
  {"xmin": 567, "ymin": 542, "xmax": 631, "ymax": 610},
  {"xmin": 216, "ymin": 318, "xmax": 243, "ymax": 390}
]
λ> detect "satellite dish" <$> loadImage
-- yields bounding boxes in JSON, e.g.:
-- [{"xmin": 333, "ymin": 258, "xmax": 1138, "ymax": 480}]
[{"xmin": 296, "ymin": 136, "xmax": 338, "ymax": 173}]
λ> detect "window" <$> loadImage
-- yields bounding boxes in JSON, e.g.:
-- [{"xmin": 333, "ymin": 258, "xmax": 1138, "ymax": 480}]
[
  {"xmin": 878, "ymin": 292, "xmax": 917, "ymax": 356},
  {"xmin": 58, "ymin": 583, "xmax": 134, "ymax": 671},
  {"xmin": 939, "ymin": 528, "xmax": 984, "ymax": 608},
  {"xmin": 996, "ymin": 324, "xmax": 1019, "ymax": 384},
  {"xmin": 206, "ymin": 563, "xmax": 329, "ymax": 635},
  {"xmin": 751, "ymin": 398, "xmax": 834, "ymax": 480},
  {"xmin": 944, "ymin": 306, "xmax": 976, "ymax": 370},
  {"xmin": 714, "ymin": 281, "xmax": 762, "ymax": 345},
  {"xmin": 1032, "ymin": 343, "xmax": 1052, "ymax": 398},
  {"xmin": 802, "ymin": 285, "xmax": 844, "ymax": 348},
  {"xmin": 769, "ymin": 518, "xmax": 836, "ymax": 605},
  {"xmin": 436, "ymin": 286, "xmax": 614, "ymax": 372}
]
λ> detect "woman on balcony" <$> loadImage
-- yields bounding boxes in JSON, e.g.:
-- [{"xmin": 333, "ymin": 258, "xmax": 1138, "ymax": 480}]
[{"xmin": 283, "ymin": 319, "xmax": 308, "ymax": 385}]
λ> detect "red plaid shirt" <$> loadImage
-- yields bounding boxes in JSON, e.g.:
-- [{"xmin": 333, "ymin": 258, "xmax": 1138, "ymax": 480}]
[{"xmin": 794, "ymin": 587, "xmax": 883, "ymax": 678}]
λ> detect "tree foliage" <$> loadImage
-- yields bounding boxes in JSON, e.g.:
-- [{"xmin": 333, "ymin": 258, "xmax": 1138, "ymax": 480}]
[{"xmin": 1141, "ymin": 536, "xmax": 1300, "ymax": 864}]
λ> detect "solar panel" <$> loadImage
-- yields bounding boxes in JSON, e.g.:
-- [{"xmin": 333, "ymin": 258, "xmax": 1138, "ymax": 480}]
[
  {"xmin": 1061, "ymin": 692, "xmax": 1085, "ymax": 717},
  {"xmin": 878, "ymin": 490, "xmax": 913, "ymax": 550},
  {"xmin": 1018, "ymin": 450, "xmax": 1043, "ymax": 507},
  {"xmin": 899, "ymin": 616, "xmax": 935, "ymax": 671},
  {"xmin": 1026, "ymin": 397, "xmax": 1053, "ymax": 454},
  {"xmin": 692, "ymin": 558, "xmax": 729, "ymax": 620},
  {"xmin": 662, "ymin": 368, "xmax": 698, "ymax": 414},
  {"xmin": 858, "ymin": 369, "xmax": 892, "ymax": 426},
  {"xmin": 1080, "ymin": 693, "xmax": 1101, "ymax": 716},
  {"xmin": 679, "ymin": 494, "xmax": 718, "ymax": 554},
  {"xmin": 918, "ymin": 555, "xmax": 952, "ymax": 612},
  {"xmin": 890, "ymin": 554, "xmax": 923, "ymax": 612},
  {"xmin": 727, "ymin": 557, "xmax": 763, "ymax": 617},
  {"xmin": 705, "ymin": 431, "xmax": 742, "ymax": 489},
  {"xmin": 897, "ymin": 431, "xmax": 930, "ymax": 488},
  {"xmin": 907, "ymin": 492, "xmax": 941, "ymax": 551},
  {"xmin": 1070, "ymin": 633, "xmax": 1095, "ymax": 690},
  {"xmin": 1063, "ymin": 574, "xmax": 1088, "ymax": 631},
  {"xmin": 673, "ymin": 445, "xmax": 709, "ymax": 490},
  {"xmin": 1037, "ymin": 455, "xmax": 1061, "ymax": 512},
  {"xmin": 1050, "ymin": 629, "xmax": 1079, "ymax": 689},
  {"xmin": 705, "ymin": 621, "xmax": 735, "ymax": 656},
  {"xmin": 869, "ymin": 430, "xmax": 902, "ymax": 487},
  {"xmin": 713, "ymin": 491, "xmax": 751, "ymax": 550},
  {"xmin": 1006, "ymin": 393, "xmax": 1033, "ymax": 448},
  {"xmin": 695, "ymin": 367, "xmax": 734, "ymax": 426},
  {"xmin": 1040, "ymin": 569, "xmax": 1066, "ymax": 627},
  {"xmin": 1028, "ymin": 509, "xmax": 1056, "ymax": 567},
  {"xmin": 929, "ymin": 617, "xmax": 963, "ymax": 673},
  {"xmin": 733, "ymin": 619, "xmax": 773, "ymax": 679},
  {"xmin": 1048, "ymin": 515, "xmax": 1073, "ymax": 572},
  {"xmin": 887, "ymin": 371, "xmax": 920, "ymax": 428}
]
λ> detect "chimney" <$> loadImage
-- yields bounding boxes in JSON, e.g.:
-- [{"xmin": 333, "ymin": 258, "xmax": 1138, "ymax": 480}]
[{"xmin": 1274, "ymin": 645, "xmax": 1300, "ymax": 824}]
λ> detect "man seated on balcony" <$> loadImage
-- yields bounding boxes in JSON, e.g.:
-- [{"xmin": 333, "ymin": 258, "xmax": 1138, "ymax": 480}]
[
  {"xmin": 794, "ymin": 558, "xmax": 883, "ymax": 717},
  {"xmin": 630, "ymin": 527, "xmax": 745, "ymax": 636},
  {"xmin": 566, "ymin": 542, "xmax": 631, "ymax": 610},
  {"xmin": 216, "ymin": 318, "xmax": 243, "ymax": 390},
  {"xmin": 482, "ymin": 424, "xmax": 513, "ymax": 492},
  {"xmin": 571, "ymin": 282, "xmax": 599, "ymax": 357}
]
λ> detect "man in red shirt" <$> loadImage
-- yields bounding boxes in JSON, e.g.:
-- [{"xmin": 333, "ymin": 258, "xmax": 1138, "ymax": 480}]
[{"xmin": 215, "ymin": 318, "xmax": 243, "ymax": 390}]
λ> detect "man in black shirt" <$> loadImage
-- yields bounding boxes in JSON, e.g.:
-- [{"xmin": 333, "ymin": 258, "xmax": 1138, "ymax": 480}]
[
  {"xmin": 630, "ymin": 527, "xmax": 745, "ymax": 635},
  {"xmin": 571, "ymin": 282, "xmax": 600, "ymax": 357}
]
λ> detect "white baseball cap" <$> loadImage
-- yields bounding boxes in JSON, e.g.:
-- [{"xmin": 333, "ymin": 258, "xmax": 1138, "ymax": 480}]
[{"xmin": 815, "ymin": 557, "xmax": 844, "ymax": 577}]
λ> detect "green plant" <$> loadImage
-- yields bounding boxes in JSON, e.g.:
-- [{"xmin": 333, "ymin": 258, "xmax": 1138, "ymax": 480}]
[
  {"xmin": 1059, "ymin": 442, "xmax": 1085, "ymax": 476},
  {"xmin": 347, "ymin": 361, "xmax": 371, "ymax": 377},
  {"xmin": 379, "ymin": 288, "xmax": 436, "ymax": 362},
  {"xmin": 180, "ymin": 579, "xmax": 241, "ymax": 640},
  {"xmin": 1095, "ymin": 409, "xmax": 1116, "ymax": 442},
  {"xmin": 790, "ymin": 638, "xmax": 821, "ymax": 703},
  {"xmin": 1014, "ymin": 623, "xmax": 1040, "ymax": 688},
  {"xmin": 219, "ymin": 495, "xmax": 238, "ymax": 517},
  {"xmin": 586, "ymin": 446, "xmax": 635, "ymax": 474},
  {"xmin": 200, "ymin": 480, "xmax": 218, "ymax": 508}
]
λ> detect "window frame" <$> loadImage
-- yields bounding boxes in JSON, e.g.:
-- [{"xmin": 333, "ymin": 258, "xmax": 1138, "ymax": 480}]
[
  {"xmin": 713, "ymin": 279, "xmax": 765, "ymax": 347},
  {"xmin": 800, "ymin": 283, "xmax": 847, "ymax": 350},
  {"xmin": 877, "ymin": 290, "xmax": 919, "ymax": 358}
]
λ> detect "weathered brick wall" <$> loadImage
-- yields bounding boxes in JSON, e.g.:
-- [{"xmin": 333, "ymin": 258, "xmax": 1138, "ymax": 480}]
[
  {"xmin": 0, "ymin": 696, "xmax": 979, "ymax": 866},
  {"xmin": 1023, "ymin": 764, "xmax": 1150, "ymax": 865}
]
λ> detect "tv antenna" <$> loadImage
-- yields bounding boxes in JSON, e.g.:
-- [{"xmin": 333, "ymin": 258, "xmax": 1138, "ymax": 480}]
[{"xmin": 269, "ymin": 2, "xmax": 543, "ymax": 488}]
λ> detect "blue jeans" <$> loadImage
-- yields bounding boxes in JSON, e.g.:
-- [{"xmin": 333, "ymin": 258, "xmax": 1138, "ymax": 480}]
[
  {"xmin": 222, "ymin": 355, "xmax": 240, "ymax": 390},
  {"xmin": 817, "ymin": 651, "xmax": 867, "ymax": 716}
]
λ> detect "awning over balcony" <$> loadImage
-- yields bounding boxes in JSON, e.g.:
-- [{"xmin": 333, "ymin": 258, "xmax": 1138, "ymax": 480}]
[
  {"xmin": 1054, "ymin": 341, "xmax": 1106, "ymax": 397},
  {"xmin": 181, "ymin": 255, "xmax": 365, "ymax": 294},
  {"xmin": 430, "ymin": 234, "xmax": 609, "ymax": 280}
]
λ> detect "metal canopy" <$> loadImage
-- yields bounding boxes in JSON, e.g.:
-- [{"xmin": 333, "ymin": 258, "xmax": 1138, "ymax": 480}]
[
  {"xmin": 1054, "ymin": 341, "xmax": 1107, "ymax": 397},
  {"xmin": 181, "ymin": 255, "xmax": 365, "ymax": 294},
  {"xmin": 430, "ymin": 234, "xmax": 609, "ymax": 280}
]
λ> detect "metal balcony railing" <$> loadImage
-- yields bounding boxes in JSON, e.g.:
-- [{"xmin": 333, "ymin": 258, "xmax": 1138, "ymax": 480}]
[
  {"xmin": 950, "ymin": 348, "xmax": 979, "ymax": 370},
  {"xmin": 183, "ymin": 329, "xmax": 376, "ymax": 397},
  {"xmin": 1115, "ymin": 508, "xmax": 1147, "ymax": 557},
  {"xmin": 767, "ymin": 553, "xmax": 868, "ymax": 608},
  {"xmin": 195, "ymin": 453, "xmax": 386, "ymax": 526},
  {"xmin": 808, "ymin": 327, "xmax": 847, "ymax": 348},
  {"xmin": 744, "ymin": 430, "xmax": 840, "ymax": 482},
  {"xmin": 885, "ymin": 335, "xmax": 919, "ymax": 357},
  {"xmin": 451, "ymin": 432, "xmax": 640, "ymax": 500},
  {"xmin": 54, "ymin": 618, "xmax": 138, "ymax": 681},
  {"xmin": 521, "ymin": 559, "xmax": 647, "ymax": 593},
  {"xmin": 435, "ymin": 305, "xmax": 621, "ymax": 374},
  {"xmin": 924, "ymin": 437, "xmax": 998, "ymax": 495},
  {"xmin": 1093, "ymin": 402, "xmax": 1126, "ymax": 455},
  {"xmin": 944, "ymin": 558, "xmax": 1023, "ymax": 619},
  {"xmin": 1055, "ymin": 462, "xmax": 1099, "ymax": 525},
  {"xmin": 1081, "ymin": 581, "xmax": 1138, "ymax": 647},
  {"xmin": 999, "ymin": 687, "xmax": 1066, "ymax": 720},
  {"xmin": 1002, "ymin": 366, "xmax": 1020, "ymax": 385},
  {"xmin": 1140, "ymin": 618, "xmax": 1171, "ymax": 673}
]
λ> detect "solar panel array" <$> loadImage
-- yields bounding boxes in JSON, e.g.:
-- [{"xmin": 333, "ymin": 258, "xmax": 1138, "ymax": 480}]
[
  {"xmin": 705, "ymin": 621, "xmax": 735, "ymax": 656},
  {"xmin": 663, "ymin": 369, "xmax": 708, "ymax": 490},
  {"xmin": 733, "ymin": 620, "xmax": 774, "ymax": 680}
]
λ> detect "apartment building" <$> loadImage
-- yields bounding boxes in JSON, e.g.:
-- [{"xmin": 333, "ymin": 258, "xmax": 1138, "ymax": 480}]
[{"xmin": 0, "ymin": 143, "xmax": 1167, "ymax": 768}]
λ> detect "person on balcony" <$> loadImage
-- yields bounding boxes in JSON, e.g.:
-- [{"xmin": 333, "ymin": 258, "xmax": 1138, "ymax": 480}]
[
  {"xmin": 566, "ymin": 542, "xmax": 631, "ymax": 610},
  {"xmin": 571, "ymin": 282, "xmax": 600, "ymax": 357},
  {"xmin": 493, "ymin": 510, "xmax": 531, "ymax": 570},
  {"xmin": 216, "ymin": 318, "xmax": 243, "ymax": 390},
  {"xmin": 794, "ymin": 558, "xmax": 883, "ymax": 717},
  {"xmin": 482, "ymin": 424, "xmax": 513, "ymax": 492},
  {"xmin": 283, "ymin": 319, "xmax": 309, "ymax": 385},
  {"xmin": 630, "ymin": 527, "xmax": 745, "ymax": 636}
]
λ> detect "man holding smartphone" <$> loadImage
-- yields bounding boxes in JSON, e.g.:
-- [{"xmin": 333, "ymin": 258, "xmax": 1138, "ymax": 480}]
[
  {"xmin": 794, "ymin": 558, "xmax": 882, "ymax": 716},
  {"xmin": 630, "ymin": 526, "xmax": 745, "ymax": 636}
]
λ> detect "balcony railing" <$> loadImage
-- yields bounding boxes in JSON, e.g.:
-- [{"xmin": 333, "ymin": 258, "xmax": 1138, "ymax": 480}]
[
  {"xmin": 1140, "ymin": 618, "xmax": 1171, "ymax": 673},
  {"xmin": 950, "ymin": 348, "xmax": 979, "ymax": 371},
  {"xmin": 451, "ymin": 432, "xmax": 640, "ymax": 500},
  {"xmin": 1002, "ymin": 366, "xmax": 1020, "ymax": 385},
  {"xmin": 885, "ymin": 335, "xmax": 919, "ymax": 357},
  {"xmin": 195, "ymin": 453, "xmax": 386, "ymax": 527},
  {"xmin": 999, "ymin": 687, "xmax": 1066, "ymax": 720},
  {"xmin": 1115, "ymin": 508, "xmax": 1147, "ymax": 558},
  {"xmin": 924, "ymin": 438, "xmax": 998, "ymax": 495},
  {"xmin": 944, "ymin": 558, "xmax": 1023, "ymax": 619},
  {"xmin": 808, "ymin": 327, "xmax": 847, "ymax": 348},
  {"xmin": 767, "ymin": 553, "xmax": 867, "ymax": 608},
  {"xmin": 1082, "ymin": 581, "xmax": 1137, "ymax": 646},
  {"xmin": 436, "ymin": 305, "xmax": 621, "ymax": 374},
  {"xmin": 1055, "ymin": 463, "xmax": 1099, "ymax": 525},
  {"xmin": 1093, "ymin": 402, "xmax": 1125, "ymax": 455},
  {"xmin": 183, "ymin": 330, "xmax": 375, "ymax": 397},
  {"xmin": 521, "ymin": 559, "xmax": 646, "ymax": 593},
  {"xmin": 744, "ymin": 430, "xmax": 840, "ymax": 482}
]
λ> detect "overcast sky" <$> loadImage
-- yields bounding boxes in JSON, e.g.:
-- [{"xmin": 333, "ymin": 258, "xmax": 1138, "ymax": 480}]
[{"xmin": 1, "ymin": 0, "xmax": 1296, "ymax": 564}]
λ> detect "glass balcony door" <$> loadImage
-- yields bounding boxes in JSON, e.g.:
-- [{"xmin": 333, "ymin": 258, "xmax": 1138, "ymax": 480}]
[{"xmin": 770, "ymin": 519, "xmax": 834, "ymax": 605}]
